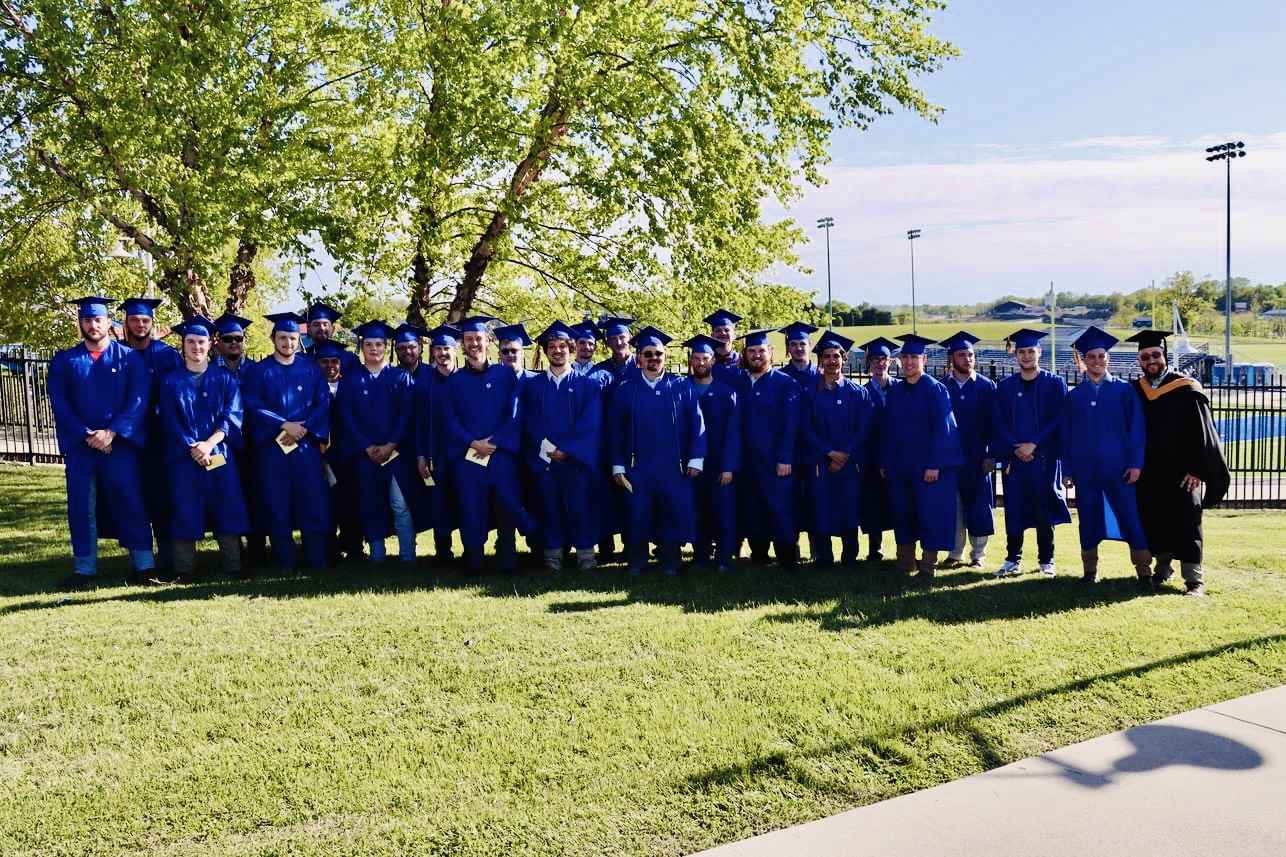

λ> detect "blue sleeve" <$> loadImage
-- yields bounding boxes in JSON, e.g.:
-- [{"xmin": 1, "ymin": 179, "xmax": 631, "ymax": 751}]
[
  {"xmin": 489, "ymin": 371, "xmax": 523, "ymax": 453},
  {"xmin": 306, "ymin": 365, "xmax": 330, "ymax": 443},
  {"xmin": 931, "ymin": 383, "xmax": 963, "ymax": 470},
  {"xmin": 519, "ymin": 379, "xmax": 548, "ymax": 470},
  {"xmin": 390, "ymin": 372, "xmax": 413, "ymax": 448},
  {"xmin": 842, "ymin": 386, "xmax": 872, "ymax": 460},
  {"xmin": 1033, "ymin": 375, "xmax": 1066, "ymax": 451},
  {"xmin": 242, "ymin": 363, "xmax": 289, "ymax": 445},
  {"xmin": 559, "ymin": 380, "xmax": 602, "ymax": 470},
  {"xmin": 220, "ymin": 372, "xmax": 244, "ymax": 450},
  {"xmin": 339, "ymin": 377, "xmax": 372, "ymax": 453},
  {"xmin": 109, "ymin": 349, "xmax": 150, "ymax": 445},
  {"xmin": 991, "ymin": 383, "xmax": 1016, "ymax": 458},
  {"xmin": 160, "ymin": 375, "xmax": 198, "ymax": 458},
  {"xmin": 776, "ymin": 378, "xmax": 800, "ymax": 465},
  {"xmin": 444, "ymin": 375, "xmax": 474, "ymax": 461},
  {"xmin": 609, "ymin": 381, "xmax": 631, "ymax": 469},
  {"xmin": 1058, "ymin": 393, "xmax": 1077, "ymax": 481},
  {"xmin": 414, "ymin": 381, "xmax": 432, "ymax": 460},
  {"xmin": 687, "ymin": 386, "xmax": 707, "ymax": 463},
  {"xmin": 48, "ymin": 353, "xmax": 89, "ymax": 447},
  {"xmin": 979, "ymin": 381, "xmax": 996, "ymax": 458},
  {"xmin": 723, "ymin": 390, "xmax": 742, "ymax": 474}
]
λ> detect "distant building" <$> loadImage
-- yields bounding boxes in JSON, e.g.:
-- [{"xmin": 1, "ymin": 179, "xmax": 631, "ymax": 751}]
[{"xmin": 989, "ymin": 300, "xmax": 1043, "ymax": 320}]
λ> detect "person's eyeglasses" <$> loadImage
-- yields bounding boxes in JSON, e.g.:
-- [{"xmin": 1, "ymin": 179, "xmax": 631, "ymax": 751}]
[
  {"xmin": 220, "ymin": 336, "xmax": 244, "ymax": 343},
  {"xmin": 1139, "ymin": 350, "xmax": 1164, "ymax": 360},
  {"xmin": 641, "ymin": 351, "xmax": 663, "ymax": 359},
  {"xmin": 499, "ymin": 348, "xmax": 520, "ymax": 355}
]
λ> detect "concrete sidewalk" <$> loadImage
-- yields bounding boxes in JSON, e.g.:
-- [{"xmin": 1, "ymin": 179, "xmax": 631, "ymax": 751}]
[{"xmin": 695, "ymin": 685, "xmax": 1286, "ymax": 857}]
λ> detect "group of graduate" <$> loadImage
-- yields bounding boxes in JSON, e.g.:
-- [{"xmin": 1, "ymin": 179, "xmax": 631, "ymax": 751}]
[{"xmin": 50, "ymin": 296, "xmax": 1228, "ymax": 596}]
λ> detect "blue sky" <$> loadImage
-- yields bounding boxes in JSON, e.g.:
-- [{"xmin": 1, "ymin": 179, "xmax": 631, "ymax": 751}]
[{"xmin": 769, "ymin": 0, "xmax": 1286, "ymax": 307}]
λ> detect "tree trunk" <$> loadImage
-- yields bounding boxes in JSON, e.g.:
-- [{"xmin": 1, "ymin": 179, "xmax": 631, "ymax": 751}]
[
  {"xmin": 449, "ymin": 98, "xmax": 570, "ymax": 321},
  {"xmin": 408, "ymin": 238, "xmax": 433, "ymax": 326},
  {"xmin": 226, "ymin": 241, "xmax": 258, "ymax": 315}
]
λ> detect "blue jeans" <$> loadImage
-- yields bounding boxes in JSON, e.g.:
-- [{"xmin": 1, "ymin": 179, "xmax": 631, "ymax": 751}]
[
  {"xmin": 371, "ymin": 479, "xmax": 417, "ymax": 562},
  {"xmin": 73, "ymin": 479, "xmax": 156, "ymax": 575}
]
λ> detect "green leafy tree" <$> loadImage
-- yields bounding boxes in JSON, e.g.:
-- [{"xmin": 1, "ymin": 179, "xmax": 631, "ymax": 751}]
[
  {"xmin": 335, "ymin": 0, "xmax": 957, "ymax": 324},
  {"xmin": 1162, "ymin": 271, "xmax": 1214, "ymax": 332}
]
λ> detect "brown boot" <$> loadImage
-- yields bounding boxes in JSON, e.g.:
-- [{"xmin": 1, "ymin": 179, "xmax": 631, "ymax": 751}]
[
  {"xmin": 914, "ymin": 551, "xmax": 938, "ymax": 586},
  {"xmin": 1081, "ymin": 549, "xmax": 1099, "ymax": 583},
  {"xmin": 894, "ymin": 544, "xmax": 916, "ymax": 572},
  {"xmin": 1131, "ymin": 549, "xmax": 1155, "ymax": 593}
]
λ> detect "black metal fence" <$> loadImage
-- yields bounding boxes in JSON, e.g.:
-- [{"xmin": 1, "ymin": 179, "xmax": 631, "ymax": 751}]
[{"xmin": 4, "ymin": 348, "xmax": 1284, "ymax": 508}]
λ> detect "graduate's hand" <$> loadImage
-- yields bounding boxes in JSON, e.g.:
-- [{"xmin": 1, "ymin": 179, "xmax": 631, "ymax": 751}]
[
  {"xmin": 281, "ymin": 421, "xmax": 307, "ymax": 442},
  {"xmin": 923, "ymin": 468, "xmax": 939, "ymax": 483},
  {"xmin": 1015, "ymin": 442, "xmax": 1036, "ymax": 462},
  {"xmin": 613, "ymin": 473, "xmax": 628, "ymax": 487},
  {"xmin": 191, "ymin": 441, "xmax": 214, "ymax": 466},
  {"xmin": 776, "ymin": 463, "xmax": 791, "ymax": 478},
  {"xmin": 880, "ymin": 468, "xmax": 888, "ymax": 478},
  {"xmin": 417, "ymin": 457, "xmax": 431, "ymax": 480},
  {"xmin": 87, "ymin": 429, "xmax": 115, "ymax": 452},
  {"xmin": 378, "ymin": 442, "xmax": 397, "ymax": 463},
  {"xmin": 827, "ymin": 460, "xmax": 844, "ymax": 474},
  {"xmin": 981, "ymin": 457, "xmax": 995, "ymax": 475},
  {"xmin": 686, "ymin": 466, "xmax": 702, "ymax": 478},
  {"xmin": 471, "ymin": 438, "xmax": 497, "ymax": 456},
  {"xmin": 1063, "ymin": 476, "xmax": 1075, "ymax": 489},
  {"xmin": 1124, "ymin": 467, "xmax": 1141, "ymax": 485},
  {"xmin": 719, "ymin": 471, "xmax": 733, "ymax": 487},
  {"xmin": 366, "ymin": 445, "xmax": 387, "ymax": 464},
  {"xmin": 827, "ymin": 450, "xmax": 850, "ymax": 467},
  {"xmin": 549, "ymin": 449, "xmax": 568, "ymax": 463},
  {"xmin": 1180, "ymin": 473, "xmax": 1202, "ymax": 492}
]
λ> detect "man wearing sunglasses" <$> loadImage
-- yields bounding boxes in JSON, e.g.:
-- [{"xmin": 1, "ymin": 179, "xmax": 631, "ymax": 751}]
[
  {"xmin": 1127, "ymin": 329, "xmax": 1230, "ymax": 597},
  {"xmin": 213, "ymin": 313, "xmax": 267, "ymax": 567}
]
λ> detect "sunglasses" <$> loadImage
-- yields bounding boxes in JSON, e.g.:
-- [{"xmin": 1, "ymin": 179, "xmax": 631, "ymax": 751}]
[
  {"xmin": 1139, "ymin": 350, "xmax": 1164, "ymax": 360},
  {"xmin": 641, "ymin": 351, "xmax": 664, "ymax": 359},
  {"xmin": 499, "ymin": 348, "xmax": 520, "ymax": 355},
  {"xmin": 220, "ymin": 336, "xmax": 244, "ymax": 343}
]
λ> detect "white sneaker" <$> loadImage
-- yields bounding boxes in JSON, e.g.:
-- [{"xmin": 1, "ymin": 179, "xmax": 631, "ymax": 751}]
[
  {"xmin": 1039, "ymin": 562, "xmax": 1056, "ymax": 577},
  {"xmin": 992, "ymin": 560, "xmax": 1021, "ymax": 578}
]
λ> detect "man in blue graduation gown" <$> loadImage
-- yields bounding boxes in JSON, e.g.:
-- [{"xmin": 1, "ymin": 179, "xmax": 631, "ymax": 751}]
[
  {"xmin": 735, "ymin": 329, "xmax": 802, "ymax": 568},
  {"xmin": 443, "ymin": 316, "xmax": 539, "ymax": 575},
  {"xmin": 521, "ymin": 321, "xmax": 604, "ymax": 571},
  {"xmin": 241, "ymin": 312, "xmax": 333, "ymax": 572},
  {"xmin": 991, "ymin": 329, "xmax": 1070, "ymax": 578},
  {"xmin": 570, "ymin": 320, "xmax": 601, "ymax": 375},
  {"xmin": 338, "ymin": 320, "xmax": 431, "ymax": 565},
  {"xmin": 608, "ymin": 327, "xmax": 706, "ymax": 575},
  {"xmin": 594, "ymin": 316, "xmax": 636, "ymax": 381},
  {"xmin": 394, "ymin": 323, "xmax": 434, "ymax": 384},
  {"xmin": 799, "ymin": 332, "xmax": 873, "ymax": 567},
  {"xmin": 160, "ymin": 316, "xmax": 249, "ymax": 583},
  {"xmin": 415, "ymin": 324, "xmax": 462, "ymax": 563},
  {"xmin": 49, "ymin": 297, "xmax": 156, "ymax": 589},
  {"xmin": 683, "ymin": 334, "xmax": 740, "ymax": 571},
  {"xmin": 305, "ymin": 301, "xmax": 362, "ymax": 375},
  {"xmin": 213, "ymin": 312, "xmax": 266, "ymax": 566},
  {"xmin": 315, "ymin": 339, "xmax": 362, "ymax": 564},
  {"xmin": 1059, "ymin": 327, "xmax": 1152, "ymax": 589},
  {"xmin": 121, "ymin": 297, "xmax": 184, "ymax": 575},
  {"xmin": 779, "ymin": 321, "xmax": 820, "ymax": 560},
  {"xmin": 879, "ymin": 333, "xmax": 961, "ymax": 583},
  {"xmin": 495, "ymin": 323, "xmax": 540, "ymax": 564},
  {"xmin": 705, "ymin": 309, "xmax": 744, "ymax": 385},
  {"xmin": 858, "ymin": 337, "xmax": 899, "ymax": 563},
  {"xmin": 938, "ymin": 331, "xmax": 997, "ymax": 570}
]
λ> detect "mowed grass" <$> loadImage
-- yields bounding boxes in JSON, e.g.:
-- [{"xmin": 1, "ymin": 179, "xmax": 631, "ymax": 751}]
[{"xmin": 1, "ymin": 464, "xmax": 1285, "ymax": 856}]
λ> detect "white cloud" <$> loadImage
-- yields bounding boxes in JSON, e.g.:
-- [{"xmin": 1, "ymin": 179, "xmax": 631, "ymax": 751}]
[{"xmin": 773, "ymin": 133, "xmax": 1286, "ymax": 307}]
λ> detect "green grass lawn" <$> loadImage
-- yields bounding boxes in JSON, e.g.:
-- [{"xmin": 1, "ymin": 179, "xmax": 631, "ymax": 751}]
[{"xmin": 2, "ymin": 463, "xmax": 1285, "ymax": 856}]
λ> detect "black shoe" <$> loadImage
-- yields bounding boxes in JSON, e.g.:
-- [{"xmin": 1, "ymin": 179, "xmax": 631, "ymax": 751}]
[
  {"xmin": 59, "ymin": 572, "xmax": 97, "ymax": 591},
  {"xmin": 1136, "ymin": 576, "xmax": 1156, "ymax": 594}
]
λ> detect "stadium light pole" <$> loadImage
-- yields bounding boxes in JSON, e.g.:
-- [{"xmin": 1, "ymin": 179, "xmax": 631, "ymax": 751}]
[
  {"xmin": 907, "ymin": 229, "xmax": 921, "ymax": 333},
  {"xmin": 817, "ymin": 217, "xmax": 835, "ymax": 328},
  {"xmin": 1205, "ymin": 141, "xmax": 1247, "ymax": 383}
]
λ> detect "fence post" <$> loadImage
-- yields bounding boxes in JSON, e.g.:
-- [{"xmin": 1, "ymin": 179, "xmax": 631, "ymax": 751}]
[{"xmin": 21, "ymin": 355, "xmax": 38, "ymax": 465}]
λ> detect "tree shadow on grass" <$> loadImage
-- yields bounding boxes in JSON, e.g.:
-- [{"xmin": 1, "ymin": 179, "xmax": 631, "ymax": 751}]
[
  {"xmin": 678, "ymin": 633, "xmax": 1286, "ymax": 801},
  {"xmin": 0, "ymin": 554, "xmax": 1177, "ymax": 626}
]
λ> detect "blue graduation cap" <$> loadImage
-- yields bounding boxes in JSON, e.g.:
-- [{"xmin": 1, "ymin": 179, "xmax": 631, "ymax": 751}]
[
  {"xmin": 265, "ymin": 311, "xmax": 307, "ymax": 334},
  {"xmin": 779, "ymin": 321, "xmax": 819, "ymax": 342},
  {"xmin": 392, "ymin": 323, "xmax": 429, "ymax": 345},
  {"xmin": 537, "ymin": 320, "xmax": 579, "ymax": 345},
  {"xmin": 428, "ymin": 324, "xmax": 462, "ymax": 347},
  {"xmin": 740, "ymin": 329, "xmax": 775, "ymax": 348},
  {"xmin": 682, "ymin": 334, "xmax": 723, "ymax": 354},
  {"xmin": 571, "ymin": 320, "xmax": 602, "ymax": 341},
  {"xmin": 633, "ymin": 326, "xmax": 673, "ymax": 349},
  {"xmin": 311, "ymin": 339, "xmax": 349, "ymax": 359},
  {"xmin": 857, "ymin": 336, "xmax": 900, "ymax": 358},
  {"xmin": 939, "ymin": 330, "xmax": 981, "ymax": 352},
  {"xmin": 70, "ymin": 296, "xmax": 116, "ymax": 319},
  {"xmin": 704, "ymin": 308, "xmax": 743, "ymax": 328},
  {"xmin": 895, "ymin": 333, "xmax": 938, "ymax": 356},
  {"xmin": 172, "ymin": 315, "xmax": 217, "ymax": 339},
  {"xmin": 814, "ymin": 331, "xmax": 855, "ymax": 354},
  {"xmin": 599, "ymin": 316, "xmax": 635, "ymax": 337},
  {"xmin": 1006, "ymin": 328, "xmax": 1048, "ymax": 350},
  {"xmin": 494, "ymin": 323, "xmax": 532, "ymax": 346},
  {"xmin": 1072, "ymin": 325, "xmax": 1119, "ymax": 354},
  {"xmin": 351, "ymin": 320, "xmax": 396, "ymax": 340},
  {"xmin": 305, "ymin": 302, "xmax": 343, "ymax": 323},
  {"xmin": 121, "ymin": 297, "xmax": 163, "ymax": 317},
  {"xmin": 213, "ymin": 313, "xmax": 252, "ymax": 336},
  {"xmin": 456, "ymin": 315, "xmax": 499, "ymax": 334}
]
